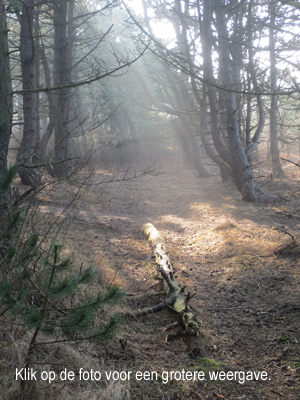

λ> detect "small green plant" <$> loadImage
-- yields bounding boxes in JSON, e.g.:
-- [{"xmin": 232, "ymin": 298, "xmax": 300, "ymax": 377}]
[
  {"xmin": 278, "ymin": 336, "xmax": 291, "ymax": 343},
  {"xmin": 0, "ymin": 233, "xmax": 124, "ymax": 357},
  {"xmin": 0, "ymin": 163, "xmax": 125, "ymax": 398},
  {"xmin": 197, "ymin": 357, "xmax": 223, "ymax": 369},
  {"xmin": 196, "ymin": 357, "xmax": 224, "ymax": 375}
]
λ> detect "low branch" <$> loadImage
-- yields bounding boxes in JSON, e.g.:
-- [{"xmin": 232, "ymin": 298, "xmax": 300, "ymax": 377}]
[
  {"xmin": 259, "ymin": 172, "xmax": 278, "ymax": 187},
  {"xmin": 13, "ymin": 47, "xmax": 148, "ymax": 95},
  {"xmin": 18, "ymin": 156, "xmax": 80, "ymax": 169},
  {"xmin": 281, "ymin": 157, "xmax": 300, "ymax": 168},
  {"xmin": 127, "ymin": 296, "xmax": 176, "ymax": 318}
]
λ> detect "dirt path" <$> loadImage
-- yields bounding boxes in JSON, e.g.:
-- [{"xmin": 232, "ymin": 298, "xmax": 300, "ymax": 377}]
[{"xmin": 37, "ymin": 157, "xmax": 300, "ymax": 399}]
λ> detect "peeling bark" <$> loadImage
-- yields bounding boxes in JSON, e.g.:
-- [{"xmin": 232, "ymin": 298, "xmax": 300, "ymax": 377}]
[{"xmin": 141, "ymin": 223, "xmax": 201, "ymax": 336}]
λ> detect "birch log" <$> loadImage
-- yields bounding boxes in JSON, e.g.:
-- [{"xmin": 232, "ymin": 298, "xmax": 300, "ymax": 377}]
[{"xmin": 142, "ymin": 223, "xmax": 201, "ymax": 336}]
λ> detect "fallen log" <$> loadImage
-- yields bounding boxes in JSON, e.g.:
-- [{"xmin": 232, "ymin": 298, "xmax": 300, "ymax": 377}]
[{"xmin": 141, "ymin": 223, "xmax": 201, "ymax": 336}]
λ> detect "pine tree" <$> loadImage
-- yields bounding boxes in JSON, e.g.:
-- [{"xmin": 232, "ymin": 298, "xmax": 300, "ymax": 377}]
[{"xmin": 0, "ymin": 165, "xmax": 124, "ymax": 398}]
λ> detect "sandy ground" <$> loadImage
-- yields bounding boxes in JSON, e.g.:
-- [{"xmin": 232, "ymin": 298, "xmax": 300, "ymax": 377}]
[{"xmin": 28, "ymin": 155, "xmax": 300, "ymax": 399}]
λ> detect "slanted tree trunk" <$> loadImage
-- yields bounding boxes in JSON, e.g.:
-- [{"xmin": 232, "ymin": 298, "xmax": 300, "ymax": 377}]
[
  {"xmin": 196, "ymin": 3, "xmax": 232, "ymax": 181},
  {"xmin": 269, "ymin": 0, "xmax": 285, "ymax": 176},
  {"xmin": 201, "ymin": 0, "xmax": 269, "ymax": 202},
  {"xmin": 17, "ymin": 0, "xmax": 39, "ymax": 186},
  {"xmin": 142, "ymin": 223, "xmax": 201, "ymax": 336},
  {"xmin": 215, "ymin": 1, "xmax": 266, "ymax": 201},
  {"xmin": 202, "ymin": 0, "xmax": 233, "ymax": 170},
  {"xmin": 0, "ymin": 2, "xmax": 13, "ymax": 221}
]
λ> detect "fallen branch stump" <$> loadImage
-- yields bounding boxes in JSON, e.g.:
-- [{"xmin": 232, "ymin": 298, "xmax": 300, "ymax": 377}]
[{"xmin": 141, "ymin": 223, "xmax": 201, "ymax": 336}]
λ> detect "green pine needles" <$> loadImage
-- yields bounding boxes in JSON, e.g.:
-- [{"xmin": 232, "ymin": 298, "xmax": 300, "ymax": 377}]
[
  {"xmin": 0, "ymin": 237, "xmax": 124, "ymax": 345},
  {"xmin": 0, "ymin": 165, "xmax": 125, "ymax": 367}
]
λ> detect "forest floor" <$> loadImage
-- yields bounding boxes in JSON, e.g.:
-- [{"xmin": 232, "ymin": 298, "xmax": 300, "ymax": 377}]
[{"xmin": 18, "ymin": 154, "xmax": 300, "ymax": 399}]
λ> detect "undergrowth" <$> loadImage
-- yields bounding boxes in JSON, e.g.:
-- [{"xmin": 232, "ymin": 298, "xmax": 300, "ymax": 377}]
[{"xmin": 0, "ymin": 165, "xmax": 126, "ymax": 400}]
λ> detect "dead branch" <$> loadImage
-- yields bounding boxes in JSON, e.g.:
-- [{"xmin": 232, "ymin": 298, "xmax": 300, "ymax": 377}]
[{"xmin": 141, "ymin": 223, "xmax": 201, "ymax": 336}]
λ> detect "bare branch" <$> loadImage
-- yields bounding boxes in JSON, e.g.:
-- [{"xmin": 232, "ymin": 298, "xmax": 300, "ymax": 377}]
[{"xmin": 13, "ymin": 46, "xmax": 148, "ymax": 95}]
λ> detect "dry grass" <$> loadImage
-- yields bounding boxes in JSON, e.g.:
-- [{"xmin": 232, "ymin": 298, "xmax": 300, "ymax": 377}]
[{"xmin": 2, "ymin": 154, "xmax": 300, "ymax": 399}]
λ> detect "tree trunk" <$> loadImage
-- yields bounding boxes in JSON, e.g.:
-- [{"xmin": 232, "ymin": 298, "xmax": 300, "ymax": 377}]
[
  {"xmin": 245, "ymin": 65, "xmax": 252, "ymax": 149},
  {"xmin": 269, "ymin": 0, "xmax": 285, "ymax": 176},
  {"xmin": 215, "ymin": 0, "xmax": 267, "ymax": 201},
  {"xmin": 244, "ymin": 0, "xmax": 265, "ymax": 161},
  {"xmin": 33, "ymin": 6, "xmax": 40, "ymax": 164},
  {"xmin": 200, "ymin": 86, "xmax": 231, "ymax": 181},
  {"xmin": 17, "ymin": 0, "xmax": 39, "ymax": 186},
  {"xmin": 171, "ymin": 1, "xmax": 211, "ymax": 177},
  {"xmin": 196, "ymin": 2, "xmax": 231, "ymax": 181},
  {"xmin": 201, "ymin": 0, "xmax": 269, "ymax": 202},
  {"xmin": 182, "ymin": 115, "xmax": 211, "ymax": 177},
  {"xmin": 52, "ymin": 0, "xmax": 70, "ymax": 177},
  {"xmin": 202, "ymin": 0, "xmax": 232, "ymax": 167},
  {"xmin": 40, "ymin": 41, "xmax": 55, "ymax": 162},
  {"xmin": 0, "ymin": 2, "xmax": 13, "ymax": 221}
]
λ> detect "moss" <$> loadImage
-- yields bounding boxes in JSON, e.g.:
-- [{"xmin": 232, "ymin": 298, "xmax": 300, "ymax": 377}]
[
  {"xmin": 278, "ymin": 336, "xmax": 291, "ymax": 343},
  {"xmin": 294, "ymin": 362, "xmax": 300, "ymax": 369},
  {"xmin": 197, "ymin": 358, "xmax": 224, "ymax": 369}
]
